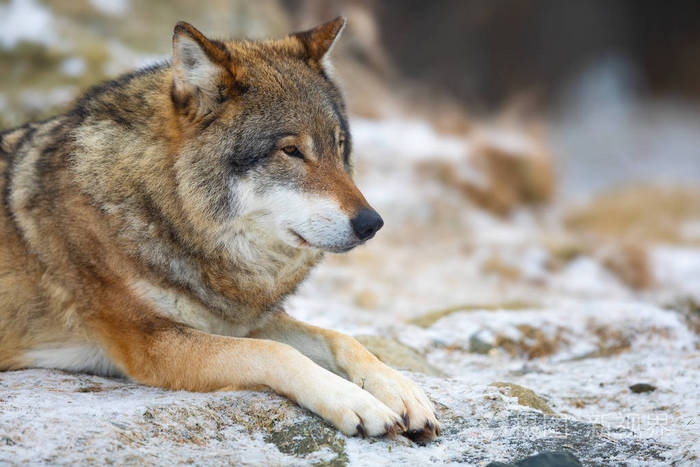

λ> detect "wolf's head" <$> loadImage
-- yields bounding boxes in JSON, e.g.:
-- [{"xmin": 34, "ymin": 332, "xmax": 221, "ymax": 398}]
[{"xmin": 169, "ymin": 18, "xmax": 383, "ymax": 253}]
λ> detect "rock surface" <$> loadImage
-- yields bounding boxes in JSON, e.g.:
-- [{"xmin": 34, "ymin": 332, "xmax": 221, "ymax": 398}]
[
  {"xmin": 490, "ymin": 382, "xmax": 555, "ymax": 416},
  {"xmin": 0, "ymin": 369, "xmax": 673, "ymax": 466},
  {"xmin": 354, "ymin": 335, "xmax": 445, "ymax": 377},
  {"xmin": 486, "ymin": 451, "xmax": 583, "ymax": 467},
  {"xmin": 629, "ymin": 383, "xmax": 657, "ymax": 394}
]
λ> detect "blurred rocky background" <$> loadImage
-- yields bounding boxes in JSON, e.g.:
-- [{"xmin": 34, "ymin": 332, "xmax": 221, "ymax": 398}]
[{"xmin": 1, "ymin": 0, "xmax": 699, "ymax": 465}]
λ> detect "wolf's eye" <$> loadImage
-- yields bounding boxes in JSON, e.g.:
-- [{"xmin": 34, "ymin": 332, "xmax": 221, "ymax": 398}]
[{"xmin": 282, "ymin": 145, "xmax": 304, "ymax": 160}]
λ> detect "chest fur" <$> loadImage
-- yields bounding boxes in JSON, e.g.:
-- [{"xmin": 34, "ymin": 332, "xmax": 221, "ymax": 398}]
[
  {"xmin": 131, "ymin": 279, "xmax": 257, "ymax": 336},
  {"xmin": 203, "ymin": 225, "xmax": 322, "ymax": 308},
  {"xmin": 132, "ymin": 232, "xmax": 321, "ymax": 335}
]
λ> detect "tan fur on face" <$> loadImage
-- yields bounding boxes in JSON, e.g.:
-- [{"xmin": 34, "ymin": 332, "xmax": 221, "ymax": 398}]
[{"xmin": 308, "ymin": 161, "xmax": 371, "ymax": 217}]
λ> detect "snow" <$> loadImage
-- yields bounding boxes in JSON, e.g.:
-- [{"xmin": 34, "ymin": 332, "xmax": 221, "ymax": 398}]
[
  {"xmin": 550, "ymin": 256, "xmax": 629, "ymax": 296},
  {"xmin": 0, "ymin": 0, "xmax": 56, "ymax": 49},
  {"xmin": 475, "ymin": 126, "xmax": 541, "ymax": 157},
  {"xmin": 59, "ymin": 57, "xmax": 87, "ymax": 77},
  {"xmin": 17, "ymin": 87, "xmax": 77, "ymax": 113},
  {"xmin": 89, "ymin": 0, "xmax": 130, "ymax": 16},
  {"xmin": 651, "ymin": 246, "xmax": 700, "ymax": 295},
  {"xmin": 0, "ymin": 370, "xmax": 305, "ymax": 466},
  {"xmin": 102, "ymin": 40, "xmax": 166, "ymax": 77},
  {"xmin": 351, "ymin": 117, "xmax": 468, "ymax": 162}
]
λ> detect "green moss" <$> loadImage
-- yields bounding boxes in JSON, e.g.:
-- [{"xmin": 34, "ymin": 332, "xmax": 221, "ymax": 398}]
[
  {"xmin": 491, "ymin": 382, "xmax": 556, "ymax": 416},
  {"xmin": 265, "ymin": 420, "xmax": 348, "ymax": 466},
  {"xmin": 354, "ymin": 335, "xmax": 446, "ymax": 376}
]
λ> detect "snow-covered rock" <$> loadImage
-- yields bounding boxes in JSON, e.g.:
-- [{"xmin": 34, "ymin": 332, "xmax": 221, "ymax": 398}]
[{"xmin": 0, "ymin": 368, "xmax": 675, "ymax": 465}]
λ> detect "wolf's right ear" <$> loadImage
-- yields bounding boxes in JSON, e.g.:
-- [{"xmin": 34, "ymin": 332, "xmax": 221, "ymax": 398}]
[
  {"xmin": 171, "ymin": 22, "xmax": 242, "ymax": 112},
  {"xmin": 292, "ymin": 17, "xmax": 346, "ymax": 67}
]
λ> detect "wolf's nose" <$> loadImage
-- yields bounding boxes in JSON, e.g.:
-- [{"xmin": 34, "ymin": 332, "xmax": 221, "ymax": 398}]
[{"xmin": 351, "ymin": 209, "xmax": 384, "ymax": 241}]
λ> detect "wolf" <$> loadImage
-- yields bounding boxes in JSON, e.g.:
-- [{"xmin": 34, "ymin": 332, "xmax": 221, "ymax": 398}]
[{"xmin": 0, "ymin": 18, "xmax": 439, "ymax": 441}]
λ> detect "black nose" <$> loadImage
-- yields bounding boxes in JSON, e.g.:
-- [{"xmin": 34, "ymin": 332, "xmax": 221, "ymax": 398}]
[{"xmin": 350, "ymin": 209, "xmax": 384, "ymax": 241}]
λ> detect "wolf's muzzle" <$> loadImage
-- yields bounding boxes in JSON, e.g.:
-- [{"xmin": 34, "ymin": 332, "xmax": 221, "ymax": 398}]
[{"xmin": 350, "ymin": 209, "xmax": 384, "ymax": 241}]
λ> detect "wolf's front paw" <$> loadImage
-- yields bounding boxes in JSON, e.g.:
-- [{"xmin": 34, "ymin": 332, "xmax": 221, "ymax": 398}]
[
  {"xmin": 310, "ymin": 375, "xmax": 406, "ymax": 438},
  {"xmin": 358, "ymin": 365, "xmax": 440, "ymax": 443}
]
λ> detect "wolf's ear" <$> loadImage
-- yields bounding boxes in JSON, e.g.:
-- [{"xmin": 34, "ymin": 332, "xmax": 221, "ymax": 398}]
[
  {"xmin": 292, "ymin": 16, "xmax": 346, "ymax": 66},
  {"xmin": 172, "ymin": 21, "xmax": 236, "ymax": 111}
]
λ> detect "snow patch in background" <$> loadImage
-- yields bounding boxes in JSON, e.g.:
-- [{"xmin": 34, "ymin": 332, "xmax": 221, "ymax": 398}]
[
  {"xmin": 652, "ymin": 246, "xmax": 700, "ymax": 300},
  {"xmin": 102, "ymin": 40, "xmax": 166, "ymax": 77},
  {"xmin": 551, "ymin": 256, "xmax": 628, "ymax": 296},
  {"xmin": 59, "ymin": 57, "xmax": 86, "ymax": 77},
  {"xmin": 18, "ymin": 87, "xmax": 76, "ymax": 112},
  {"xmin": 89, "ymin": 0, "xmax": 130, "ymax": 16},
  {"xmin": 351, "ymin": 117, "xmax": 467, "ymax": 162},
  {"xmin": 0, "ymin": 0, "xmax": 56, "ymax": 49}
]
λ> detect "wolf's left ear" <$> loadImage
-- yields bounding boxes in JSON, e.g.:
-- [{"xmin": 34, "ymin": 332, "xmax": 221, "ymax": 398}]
[
  {"xmin": 172, "ymin": 22, "xmax": 241, "ymax": 112},
  {"xmin": 292, "ymin": 16, "xmax": 346, "ymax": 66}
]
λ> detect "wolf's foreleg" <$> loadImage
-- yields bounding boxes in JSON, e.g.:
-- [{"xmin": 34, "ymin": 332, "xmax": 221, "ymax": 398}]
[
  {"xmin": 249, "ymin": 312, "xmax": 440, "ymax": 441},
  {"xmin": 85, "ymin": 294, "xmax": 404, "ymax": 438}
]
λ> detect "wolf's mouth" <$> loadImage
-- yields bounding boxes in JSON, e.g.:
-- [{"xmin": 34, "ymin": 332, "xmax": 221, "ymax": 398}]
[
  {"xmin": 287, "ymin": 228, "xmax": 359, "ymax": 253},
  {"xmin": 288, "ymin": 229, "xmax": 310, "ymax": 247}
]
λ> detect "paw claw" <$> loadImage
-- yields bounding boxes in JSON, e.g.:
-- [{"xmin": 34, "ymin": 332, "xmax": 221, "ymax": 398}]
[
  {"xmin": 404, "ymin": 429, "xmax": 424, "ymax": 443},
  {"xmin": 350, "ymin": 365, "xmax": 440, "ymax": 441},
  {"xmin": 403, "ymin": 419, "xmax": 439, "ymax": 444},
  {"xmin": 384, "ymin": 423, "xmax": 400, "ymax": 439},
  {"xmin": 356, "ymin": 423, "xmax": 367, "ymax": 438}
]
